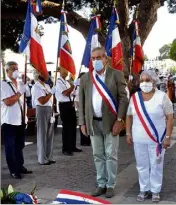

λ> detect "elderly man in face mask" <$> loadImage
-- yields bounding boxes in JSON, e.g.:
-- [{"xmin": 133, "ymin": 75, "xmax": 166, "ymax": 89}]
[
  {"xmin": 79, "ymin": 47, "xmax": 129, "ymax": 198},
  {"xmin": 1, "ymin": 61, "xmax": 32, "ymax": 179}
]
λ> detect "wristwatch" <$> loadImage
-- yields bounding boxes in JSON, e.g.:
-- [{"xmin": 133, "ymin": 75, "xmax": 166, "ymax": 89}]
[
  {"xmin": 117, "ymin": 118, "xmax": 124, "ymax": 123},
  {"xmin": 166, "ymin": 135, "xmax": 171, "ymax": 139}
]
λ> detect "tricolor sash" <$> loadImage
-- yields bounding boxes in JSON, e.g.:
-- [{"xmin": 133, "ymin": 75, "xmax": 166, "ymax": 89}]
[
  {"xmin": 90, "ymin": 71, "xmax": 117, "ymax": 116},
  {"xmin": 132, "ymin": 91, "xmax": 166, "ymax": 156}
]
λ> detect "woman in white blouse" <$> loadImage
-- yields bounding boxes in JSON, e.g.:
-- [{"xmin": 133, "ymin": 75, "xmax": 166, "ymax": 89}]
[{"xmin": 126, "ymin": 70, "xmax": 174, "ymax": 203}]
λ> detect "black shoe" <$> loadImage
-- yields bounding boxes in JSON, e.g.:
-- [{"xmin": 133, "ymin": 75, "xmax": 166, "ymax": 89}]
[
  {"xmin": 10, "ymin": 173, "xmax": 22, "ymax": 179},
  {"xmin": 39, "ymin": 162, "xmax": 51, "ymax": 165},
  {"xmin": 105, "ymin": 188, "xmax": 115, "ymax": 198},
  {"xmin": 63, "ymin": 151, "xmax": 73, "ymax": 156},
  {"xmin": 73, "ymin": 148, "xmax": 82, "ymax": 152},
  {"xmin": 91, "ymin": 187, "xmax": 106, "ymax": 197},
  {"xmin": 49, "ymin": 160, "xmax": 56, "ymax": 164},
  {"xmin": 21, "ymin": 166, "xmax": 33, "ymax": 174}
]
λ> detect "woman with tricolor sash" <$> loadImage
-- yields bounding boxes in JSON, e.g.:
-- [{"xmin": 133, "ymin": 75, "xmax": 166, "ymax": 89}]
[{"xmin": 126, "ymin": 70, "xmax": 174, "ymax": 203}]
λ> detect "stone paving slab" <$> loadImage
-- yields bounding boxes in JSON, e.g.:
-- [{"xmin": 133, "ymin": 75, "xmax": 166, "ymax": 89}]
[
  {"xmin": 124, "ymin": 144, "xmax": 176, "ymax": 203},
  {"xmin": 1, "ymin": 126, "xmax": 176, "ymax": 204},
  {"xmin": 1, "ymin": 128, "xmax": 135, "ymax": 192}
]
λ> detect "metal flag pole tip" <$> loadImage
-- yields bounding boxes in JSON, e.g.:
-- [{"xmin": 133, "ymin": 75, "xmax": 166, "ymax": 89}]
[{"xmin": 62, "ymin": 0, "xmax": 65, "ymax": 10}]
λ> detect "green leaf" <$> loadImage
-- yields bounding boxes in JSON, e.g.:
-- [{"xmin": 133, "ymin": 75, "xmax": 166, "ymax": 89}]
[
  {"xmin": 7, "ymin": 185, "xmax": 14, "ymax": 194},
  {"xmin": 0, "ymin": 189, "xmax": 3, "ymax": 199}
]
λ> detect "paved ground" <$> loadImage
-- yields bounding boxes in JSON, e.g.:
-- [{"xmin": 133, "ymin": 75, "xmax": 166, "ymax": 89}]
[{"xmin": 1, "ymin": 119, "xmax": 176, "ymax": 204}]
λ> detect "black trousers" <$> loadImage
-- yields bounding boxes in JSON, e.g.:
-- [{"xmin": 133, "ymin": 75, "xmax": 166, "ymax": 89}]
[
  {"xmin": 1, "ymin": 123, "xmax": 25, "ymax": 174},
  {"xmin": 26, "ymin": 96, "xmax": 32, "ymax": 108},
  {"xmin": 59, "ymin": 102, "xmax": 77, "ymax": 152}
]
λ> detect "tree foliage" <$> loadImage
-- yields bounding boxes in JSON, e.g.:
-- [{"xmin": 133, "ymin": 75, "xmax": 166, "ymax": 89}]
[
  {"xmin": 169, "ymin": 39, "xmax": 176, "ymax": 61},
  {"xmin": 2, "ymin": 0, "xmax": 176, "ymax": 75},
  {"xmin": 159, "ymin": 44, "xmax": 171, "ymax": 60}
]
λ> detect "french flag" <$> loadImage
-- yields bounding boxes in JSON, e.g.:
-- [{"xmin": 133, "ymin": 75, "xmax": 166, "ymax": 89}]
[
  {"xmin": 19, "ymin": 0, "xmax": 48, "ymax": 80},
  {"xmin": 105, "ymin": 7, "xmax": 123, "ymax": 71},
  {"xmin": 31, "ymin": 0, "xmax": 43, "ymax": 14},
  {"xmin": 57, "ymin": 10, "xmax": 76, "ymax": 77},
  {"xmin": 81, "ymin": 14, "xmax": 101, "ymax": 71},
  {"xmin": 131, "ymin": 21, "xmax": 144, "ymax": 74},
  {"xmin": 53, "ymin": 189, "xmax": 111, "ymax": 204}
]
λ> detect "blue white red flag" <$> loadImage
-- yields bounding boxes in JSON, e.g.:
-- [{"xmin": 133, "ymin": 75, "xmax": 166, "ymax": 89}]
[
  {"xmin": 53, "ymin": 189, "xmax": 111, "ymax": 204},
  {"xmin": 31, "ymin": 0, "xmax": 43, "ymax": 15},
  {"xmin": 81, "ymin": 14, "xmax": 101, "ymax": 71},
  {"xmin": 105, "ymin": 7, "xmax": 123, "ymax": 71},
  {"xmin": 19, "ymin": 0, "xmax": 48, "ymax": 80},
  {"xmin": 132, "ymin": 92, "xmax": 166, "ymax": 157},
  {"xmin": 81, "ymin": 14, "xmax": 117, "ymax": 116},
  {"xmin": 131, "ymin": 21, "xmax": 144, "ymax": 74},
  {"xmin": 57, "ymin": 10, "xmax": 76, "ymax": 77}
]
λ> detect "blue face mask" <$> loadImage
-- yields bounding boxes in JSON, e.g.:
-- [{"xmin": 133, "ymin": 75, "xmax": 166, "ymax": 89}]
[{"xmin": 92, "ymin": 60, "xmax": 104, "ymax": 72}]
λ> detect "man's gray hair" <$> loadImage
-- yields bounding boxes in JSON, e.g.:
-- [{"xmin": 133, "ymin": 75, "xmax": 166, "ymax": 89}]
[
  {"xmin": 5, "ymin": 61, "xmax": 18, "ymax": 71},
  {"xmin": 140, "ymin": 70, "xmax": 159, "ymax": 84},
  {"xmin": 91, "ymin": 47, "xmax": 106, "ymax": 54}
]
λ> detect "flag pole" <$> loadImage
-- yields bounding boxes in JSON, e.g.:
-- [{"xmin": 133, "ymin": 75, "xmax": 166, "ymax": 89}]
[
  {"xmin": 54, "ymin": 57, "xmax": 59, "ymax": 86},
  {"xmin": 73, "ymin": 6, "xmax": 97, "ymax": 103},
  {"xmin": 129, "ymin": 5, "xmax": 139, "ymax": 82},
  {"xmin": 54, "ymin": 0, "xmax": 65, "ymax": 86},
  {"xmin": 1, "ymin": 51, "xmax": 6, "ymax": 80},
  {"xmin": 23, "ymin": 55, "xmax": 27, "ymax": 124},
  {"xmin": 52, "ymin": 0, "xmax": 65, "ymax": 114}
]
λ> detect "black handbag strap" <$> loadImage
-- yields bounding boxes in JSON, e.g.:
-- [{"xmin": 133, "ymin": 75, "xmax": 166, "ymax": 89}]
[
  {"xmin": 58, "ymin": 78, "xmax": 72, "ymax": 102},
  {"xmin": 6, "ymin": 81, "xmax": 25, "ymax": 124}
]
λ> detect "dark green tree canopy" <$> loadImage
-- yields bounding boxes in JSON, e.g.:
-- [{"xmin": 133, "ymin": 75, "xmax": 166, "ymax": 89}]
[
  {"xmin": 2, "ymin": 0, "xmax": 176, "ymax": 52},
  {"xmin": 169, "ymin": 39, "xmax": 176, "ymax": 61},
  {"xmin": 159, "ymin": 44, "xmax": 171, "ymax": 60},
  {"xmin": 2, "ymin": 0, "xmax": 176, "ymax": 75}
]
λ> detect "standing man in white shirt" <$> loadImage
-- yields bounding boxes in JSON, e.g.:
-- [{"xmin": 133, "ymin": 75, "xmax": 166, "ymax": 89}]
[
  {"xmin": 1, "ymin": 61, "xmax": 32, "ymax": 179},
  {"xmin": 79, "ymin": 47, "xmax": 128, "ymax": 198},
  {"xmin": 31, "ymin": 75, "xmax": 56, "ymax": 165},
  {"xmin": 55, "ymin": 67, "xmax": 82, "ymax": 156}
]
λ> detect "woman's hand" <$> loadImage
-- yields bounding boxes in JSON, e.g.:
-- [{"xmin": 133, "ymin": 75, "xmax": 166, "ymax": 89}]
[
  {"xmin": 126, "ymin": 133, "xmax": 133, "ymax": 145},
  {"xmin": 163, "ymin": 138, "xmax": 171, "ymax": 149}
]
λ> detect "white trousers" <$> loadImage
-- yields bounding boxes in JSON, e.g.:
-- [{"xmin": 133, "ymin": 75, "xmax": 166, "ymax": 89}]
[{"xmin": 134, "ymin": 143, "xmax": 165, "ymax": 193}]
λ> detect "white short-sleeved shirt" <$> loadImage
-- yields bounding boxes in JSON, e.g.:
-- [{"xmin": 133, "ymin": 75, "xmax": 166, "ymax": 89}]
[
  {"xmin": 73, "ymin": 78, "xmax": 80, "ymax": 102},
  {"xmin": 92, "ymin": 70, "xmax": 106, "ymax": 118},
  {"xmin": 55, "ymin": 77, "xmax": 71, "ymax": 102},
  {"xmin": 31, "ymin": 81, "xmax": 53, "ymax": 107},
  {"xmin": 1, "ymin": 80, "xmax": 27, "ymax": 125},
  {"xmin": 127, "ymin": 90, "xmax": 173, "ymax": 144},
  {"xmin": 26, "ymin": 84, "xmax": 32, "ymax": 97}
]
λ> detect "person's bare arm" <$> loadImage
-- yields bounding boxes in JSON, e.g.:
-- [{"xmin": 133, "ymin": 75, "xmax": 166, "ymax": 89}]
[
  {"xmin": 62, "ymin": 84, "xmax": 74, "ymax": 96},
  {"xmin": 38, "ymin": 93, "xmax": 52, "ymax": 105},
  {"xmin": 163, "ymin": 114, "xmax": 174, "ymax": 149},
  {"xmin": 3, "ymin": 92, "xmax": 21, "ymax": 106},
  {"xmin": 126, "ymin": 115, "xmax": 133, "ymax": 145}
]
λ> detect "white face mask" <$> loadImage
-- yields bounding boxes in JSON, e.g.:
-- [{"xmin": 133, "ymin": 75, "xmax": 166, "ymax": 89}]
[
  {"xmin": 12, "ymin": 70, "xmax": 20, "ymax": 79},
  {"xmin": 140, "ymin": 82, "xmax": 153, "ymax": 93},
  {"xmin": 92, "ymin": 60, "xmax": 104, "ymax": 72}
]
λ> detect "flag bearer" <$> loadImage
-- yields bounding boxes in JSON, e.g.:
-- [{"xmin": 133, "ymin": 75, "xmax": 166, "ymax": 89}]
[
  {"xmin": 1, "ymin": 61, "xmax": 33, "ymax": 179},
  {"xmin": 31, "ymin": 74, "xmax": 56, "ymax": 165},
  {"xmin": 55, "ymin": 67, "xmax": 82, "ymax": 156}
]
